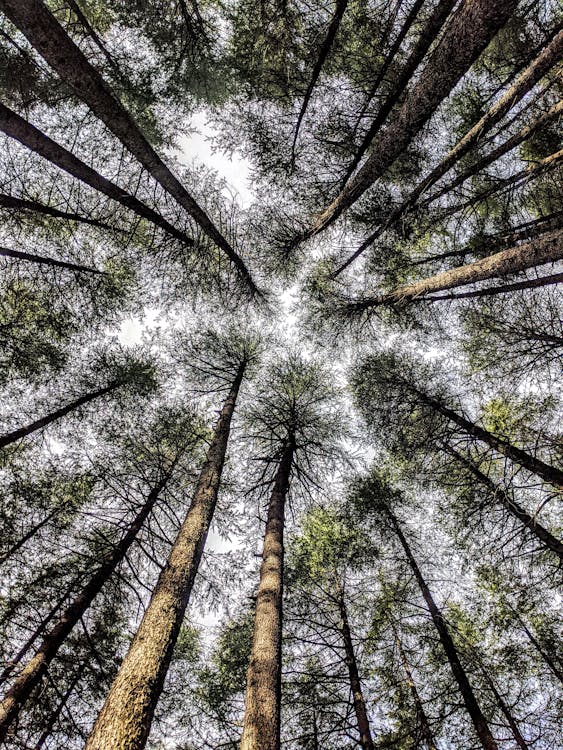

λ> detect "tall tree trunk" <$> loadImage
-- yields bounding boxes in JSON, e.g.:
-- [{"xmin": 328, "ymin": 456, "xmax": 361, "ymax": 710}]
[
  {"xmin": 290, "ymin": 0, "xmax": 349, "ymax": 165},
  {"xmin": 388, "ymin": 513, "xmax": 498, "ymax": 750},
  {"xmin": 483, "ymin": 675, "xmax": 529, "ymax": 750},
  {"xmin": 343, "ymin": 0, "xmax": 455, "ymax": 185},
  {"xmin": 66, "ymin": 0, "xmax": 121, "ymax": 76},
  {"xmin": 308, "ymin": 0, "xmax": 518, "ymax": 236},
  {"xmin": 33, "ymin": 664, "xmax": 83, "ymax": 750},
  {"xmin": 0, "ymin": 381, "xmax": 122, "ymax": 449},
  {"xmin": 0, "ymin": 472, "xmax": 172, "ymax": 741},
  {"xmin": 347, "ymin": 228, "xmax": 562, "ymax": 310},
  {"xmin": 0, "ymin": 245, "xmax": 104, "ymax": 274},
  {"xmin": 394, "ymin": 632, "xmax": 438, "ymax": 750},
  {"xmin": 1, "ymin": 0, "xmax": 257, "ymax": 292},
  {"xmin": 86, "ymin": 364, "xmax": 246, "ymax": 750},
  {"xmin": 421, "ymin": 272, "xmax": 563, "ymax": 301},
  {"xmin": 0, "ymin": 505, "xmax": 65, "ymax": 564},
  {"xmin": 337, "ymin": 585, "xmax": 374, "ymax": 750},
  {"xmin": 332, "ymin": 27, "xmax": 563, "ymax": 275},
  {"xmin": 0, "ymin": 103, "xmax": 196, "ymax": 249},
  {"xmin": 517, "ymin": 617, "xmax": 563, "ymax": 685},
  {"xmin": 445, "ymin": 447, "xmax": 563, "ymax": 560},
  {"xmin": 240, "ymin": 442, "xmax": 294, "ymax": 750},
  {"xmin": 0, "ymin": 193, "xmax": 117, "ymax": 231}
]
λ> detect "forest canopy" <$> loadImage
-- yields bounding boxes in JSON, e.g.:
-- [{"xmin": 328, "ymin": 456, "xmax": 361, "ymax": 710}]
[{"xmin": 0, "ymin": 1, "xmax": 561, "ymax": 749}]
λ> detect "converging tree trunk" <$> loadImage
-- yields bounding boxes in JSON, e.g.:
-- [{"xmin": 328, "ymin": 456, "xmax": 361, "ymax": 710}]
[
  {"xmin": 421, "ymin": 272, "xmax": 563, "ymax": 301},
  {"xmin": 0, "ymin": 193, "xmax": 117, "ymax": 231},
  {"xmin": 0, "ymin": 471, "xmax": 173, "ymax": 741},
  {"xmin": 484, "ymin": 675, "xmax": 529, "ymax": 750},
  {"xmin": 337, "ymin": 585, "xmax": 374, "ymax": 750},
  {"xmin": 308, "ymin": 0, "xmax": 518, "ymax": 236},
  {"xmin": 86, "ymin": 363, "xmax": 246, "ymax": 750},
  {"xmin": 395, "ymin": 632, "xmax": 438, "ymax": 750},
  {"xmin": 0, "ymin": 381, "xmax": 123, "ymax": 449},
  {"xmin": 445, "ymin": 447, "xmax": 563, "ymax": 560},
  {"xmin": 0, "ymin": 246, "xmax": 105, "ymax": 274},
  {"xmin": 1, "ymin": 0, "xmax": 257, "ymax": 292},
  {"xmin": 346, "ymin": 228, "xmax": 562, "ymax": 311},
  {"xmin": 388, "ymin": 512, "xmax": 498, "ymax": 750},
  {"xmin": 240, "ymin": 442, "xmax": 294, "ymax": 750},
  {"xmin": 33, "ymin": 665, "xmax": 83, "ymax": 750}
]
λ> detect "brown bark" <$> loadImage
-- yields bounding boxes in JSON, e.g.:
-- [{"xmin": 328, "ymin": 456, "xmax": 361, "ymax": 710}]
[
  {"xmin": 0, "ymin": 381, "xmax": 122, "ymax": 449},
  {"xmin": 0, "ymin": 472, "xmax": 172, "ymax": 741},
  {"xmin": 0, "ymin": 193, "xmax": 118, "ymax": 231},
  {"xmin": 332, "ymin": 27, "xmax": 563, "ymax": 275},
  {"xmin": 388, "ymin": 513, "xmax": 498, "ymax": 750},
  {"xmin": 421, "ymin": 271, "xmax": 563, "ymax": 300},
  {"xmin": 240, "ymin": 443, "xmax": 294, "ymax": 750},
  {"xmin": 1, "ymin": 0, "xmax": 257, "ymax": 292},
  {"xmin": 33, "ymin": 665, "xmax": 83, "ymax": 750},
  {"xmin": 347, "ymin": 228, "xmax": 562, "ymax": 310},
  {"xmin": 0, "ymin": 103, "xmax": 196, "ymax": 249},
  {"xmin": 0, "ymin": 245, "xmax": 105, "ymax": 274},
  {"xmin": 395, "ymin": 633, "xmax": 437, "ymax": 750},
  {"xmin": 445, "ymin": 447, "xmax": 563, "ymax": 560},
  {"xmin": 337, "ymin": 586, "xmax": 374, "ymax": 750},
  {"xmin": 343, "ymin": 0, "xmax": 455, "ymax": 185},
  {"xmin": 309, "ymin": 0, "xmax": 518, "ymax": 236},
  {"xmin": 86, "ymin": 365, "xmax": 246, "ymax": 750},
  {"xmin": 290, "ymin": 0, "xmax": 349, "ymax": 165}
]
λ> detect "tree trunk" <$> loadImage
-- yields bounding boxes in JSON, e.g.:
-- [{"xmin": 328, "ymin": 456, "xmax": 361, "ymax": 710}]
[
  {"xmin": 240, "ymin": 442, "xmax": 294, "ymax": 750},
  {"xmin": 33, "ymin": 665, "xmax": 83, "ymax": 750},
  {"xmin": 343, "ymin": 0, "xmax": 455, "ymax": 185},
  {"xmin": 445, "ymin": 447, "xmax": 563, "ymax": 560},
  {"xmin": 348, "ymin": 228, "xmax": 562, "ymax": 310},
  {"xmin": 421, "ymin": 272, "xmax": 563, "ymax": 301},
  {"xmin": 0, "ymin": 506, "xmax": 64, "ymax": 564},
  {"xmin": 0, "ymin": 103, "xmax": 196, "ymax": 249},
  {"xmin": 86, "ymin": 364, "xmax": 246, "ymax": 750},
  {"xmin": 1, "ymin": 0, "xmax": 257, "ymax": 292},
  {"xmin": 0, "ymin": 381, "xmax": 122, "ymax": 449},
  {"xmin": 395, "ymin": 633, "xmax": 438, "ymax": 750},
  {"xmin": 337, "ymin": 586, "xmax": 374, "ymax": 750},
  {"xmin": 517, "ymin": 618, "xmax": 563, "ymax": 685},
  {"xmin": 388, "ymin": 513, "xmax": 498, "ymax": 750},
  {"xmin": 0, "ymin": 245, "xmax": 105, "ymax": 274},
  {"xmin": 0, "ymin": 472, "xmax": 172, "ymax": 741},
  {"xmin": 484, "ymin": 676, "xmax": 529, "ymax": 750},
  {"xmin": 309, "ymin": 0, "xmax": 518, "ymax": 236},
  {"xmin": 290, "ymin": 0, "xmax": 349, "ymax": 164},
  {"xmin": 0, "ymin": 193, "xmax": 117, "ymax": 231}
]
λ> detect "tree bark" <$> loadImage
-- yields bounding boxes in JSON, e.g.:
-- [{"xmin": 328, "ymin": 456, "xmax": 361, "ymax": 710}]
[
  {"xmin": 0, "ymin": 103, "xmax": 196, "ymax": 249},
  {"xmin": 337, "ymin": 586, "xmax": 374, "ymax": 750},
  {"xmin": 240, "ymin": 442, "xmax": 294, "ymax": 750},
  {"xmin": 348, "ymin": 228, "xmax": 562, "ymax": 310},
  {"xmin": 445, "ymin": 447, "xmax": 563, "ymax": 560},
  {"xmin": 290, "ymin": 0, "xmax": 349, "ymax": 164},
  {"xmin": 309, "ymin": 0, "xmax": 518, "ymax": 236},
  {"xmin": 388, "ymin": 513, "xmax": 498, "ymax": 750},
  {"xmin": 0, "ymin": 506, "xmax": 64, "ymax": 564},
  {"xmin": 0, "ymin": 472, "xmax": 172, "ymax": 741},
  {"xmin": 421, "ymin": 272, "xmax": 563, "ymax": 301},
  {"xmin": 517, "ymin": 617, "xmax": 563, "ymax": 685},
  {"xmin": 483, "ymin": 675, "xmax": 529, "ymax": 750},
  {"xmin": 33, "ymin": 665, "xmax": 83, "ymax": 750},
  {"xmin": 0, "ymin": 0, "xmax": 257, "ymax": 292},
  {"xmin": 395, "ymin": 633, "xmax": 438, "ymax": 750},
  {"xmin": 0, "ymin": 193, "xmax": 117, "ymax": 231},
  {"xmin": 86, "ymin": 364, "xmax": 246, "ymax": 750},
  {"xmin": 0, "ymin": 245, "xmax": 105, "ymax": 274},
  {"xmin": 343, "ymin": 0, "xmax": 455, "ymax": 185},
  {"xmin": 0, "ymin": 381, "xmax": 122, "ymax": 449}
]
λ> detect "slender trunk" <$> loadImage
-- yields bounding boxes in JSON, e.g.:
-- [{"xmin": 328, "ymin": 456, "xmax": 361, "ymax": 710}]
[
  {"xmin": 0, "ymin": 103, "xmax": 196, "ymax": 249},
  {"xmin": 337, "ymin": 586, "xmax": 374, "ymax": 750},
  {"xmin": 309, "ymin": 0, "xmax": 518, "ymax": 236},
  {"xmin": 388, "ymin": 513, "xmax": 498, "ymax": 750},
  {"xmin": 421, "ymin": 272, "xmax": 563, "ymax": 301},
  {"xmin": 0, "ymin": 193, "xmax": 117, "ymax": 231},
  {"xmin": 343, "ymin": 0, "xmax": 454, "ymax": 185},
  {"xmin": 290, "ymin": 0, "xmax": 348, "ymax": 164},
  {"xmin": 0, "ymin": 473, "xmax": 172, "ymax": 741},
  {"xmin": 395, "ymin": 633, "xmax": 438, "ymax": 750},
  {"xmin": 445, "ymin": 447, "xmax": 563, "ymax": 560},
  {"xmin": 34, "ymin": 665, "xmax": 83, "ymax": 749},
  {"xmin": 518, "ymin": 619, "xmax": 563, "ymax": 685},
  {"xmin": 348, "ymin": 228, "xmax": 562, "ymax": 310},
  {"xmin": 1, "ymin": 0, "xmax": 256, "ymax": 292},
  {"xmin": 240, "ymin": 443, "xmax": 294, "ymax": 750},
  {"xmin": 0, "ymin": 506, "xmax": 63, "ymax": 564},
  {"xmin": 332, "ymin": 27, "xmax": 563, "ymax": 274},
  {"xmin": 484, "ymin": 676, "xmax": 529, "ymax": 750},
  {"xmin": 66, "ymin": 0, "xmax": 121, "ymax": 76},
  {"xmin": 0, "ymin": 246, "xmax": 105, "ymax": 274},
  {"xmin": 0, "ymin": 381, "xmax": 122, "ymax": 449},
  {"xmin": 86, "ymin": 365, "xmax": 246, "ymax": 750}
]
